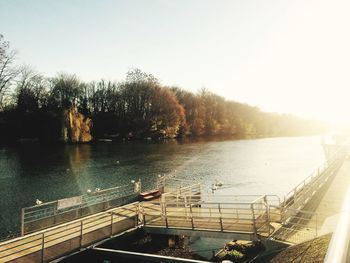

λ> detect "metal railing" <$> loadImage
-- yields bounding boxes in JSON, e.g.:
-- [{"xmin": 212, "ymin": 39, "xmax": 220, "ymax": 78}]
[
  {"xmin": 282, "ymin": 153, "xmax": 344, "ymax": 212},
  {"xmin": 141, "ymin": 194, "xmax": 273, "ymax": 238},
  {"xmin": 21, "ymin": 182, "xmax": 141, "ymax": 235},
  {"xmin": 0, "ymin": 202, "xmax": 140, "ymax": 263}
]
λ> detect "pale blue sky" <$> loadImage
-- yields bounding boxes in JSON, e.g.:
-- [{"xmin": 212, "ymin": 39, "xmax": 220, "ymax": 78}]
[{"xmin": 1, "ymin": 0, "xmax": 350, "ymax": 123}]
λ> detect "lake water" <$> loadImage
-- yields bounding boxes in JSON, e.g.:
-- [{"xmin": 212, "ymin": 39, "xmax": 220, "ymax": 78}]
[{"xmin": 0, "ymin": 136, "xmax": 325, "ymax": 238}]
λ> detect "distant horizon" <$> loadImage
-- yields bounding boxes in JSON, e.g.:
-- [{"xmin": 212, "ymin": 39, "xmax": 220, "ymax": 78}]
[{"xmin": 1, "ymin": 0, "xmax": 350, "ymax": 124}]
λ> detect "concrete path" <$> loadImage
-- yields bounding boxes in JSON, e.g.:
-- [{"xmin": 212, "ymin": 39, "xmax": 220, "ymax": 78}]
[{"xmin": 311, "ymin": 159, "xmax": 350, "ymax": 235}]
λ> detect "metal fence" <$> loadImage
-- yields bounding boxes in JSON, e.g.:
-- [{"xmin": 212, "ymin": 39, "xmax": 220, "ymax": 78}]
[
  {"xmin": 282, "ymin": 152, "xmax": 344, "ymax": 212},
  {"xmin": 141, "ymin": 194, "xmax": 274, "ymax": 238},
  {"xmin": 21, "ymin": 182, "xmax": 140, "ymax": 235},
  {"xmin": 0, "ymin": 202, "xmax": 140, "ymax": 263}
]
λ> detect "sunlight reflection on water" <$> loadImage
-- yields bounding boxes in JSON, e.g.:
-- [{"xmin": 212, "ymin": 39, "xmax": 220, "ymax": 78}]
[{"xmin": 0, "ymin": 136, "xmax": 325, "ymax": 237}]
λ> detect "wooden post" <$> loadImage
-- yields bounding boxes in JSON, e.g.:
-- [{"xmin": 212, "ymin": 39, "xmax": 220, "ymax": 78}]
[{"xmin": 218, "ymin": 204, "xmax": 223, "ymax": 231}]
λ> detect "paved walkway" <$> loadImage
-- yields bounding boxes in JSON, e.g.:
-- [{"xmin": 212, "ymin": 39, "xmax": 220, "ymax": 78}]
[{"xmin": 311, "ymin": 159, "xmax": 350, "ymax": 235}]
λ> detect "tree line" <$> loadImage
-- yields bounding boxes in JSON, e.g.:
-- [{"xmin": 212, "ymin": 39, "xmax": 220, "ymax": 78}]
[{"xmin": 0, "ymin": 34, "xmax": 327, "ymax": 143}]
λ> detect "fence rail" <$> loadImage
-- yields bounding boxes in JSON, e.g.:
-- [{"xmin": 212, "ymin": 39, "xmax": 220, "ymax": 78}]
[
  {"xmin": 21, "ymin": 182, "xmax": 142, "ymax": 235},
  {"xmin": 282, "ymin": 152, "xmax": 344, "ymax": 213},
  {"xmin": 141, "ymin": 194, "xmax": 273, "ymax": 238},
  {"xmin": 0, "ymin": 202, "xmax": 140, "ymax": 263}
]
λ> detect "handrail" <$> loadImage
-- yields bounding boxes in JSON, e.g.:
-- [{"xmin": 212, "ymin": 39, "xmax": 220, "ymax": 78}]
[
  {"xmin": 0, "ymin": 202, "xmax": 140, "ymax": 262},
  {"xmin": 282, "ymin": 153, "xmax": 343, "ymax": 212},
  {"xmin": 324, "ymin": 187, "xmax": 350, "ymax": 263}
]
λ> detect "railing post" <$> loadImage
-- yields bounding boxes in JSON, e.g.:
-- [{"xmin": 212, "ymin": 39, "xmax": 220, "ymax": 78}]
[
  {"xmin": 164, "ymin": 202, "xmax": 168, "ymax": 228},
  {"xmin": 110, "ymin": 212, "xmax": 114, "ymax": 237},
  {"xmin": 80, "ymin": 220, "xmax": 83, "ymax": 248},
  {"xmin": 137, "ymin": 202, "xmax": 141, "ymax": 226},
  {"xmin": 21, "ymin": 208, "xmax": 25, "ymax": 236},
  {"xmin": 250, "ymin": 203, "xmax": 257, "ymax": 239},
  {"xmin": 315, "ymin": 213, "xmax": 318, "ymax": 237},
  {"xmin": 190, "ymin": 204, "xmax": 194, "ymax": 229},
  {"xmin": 293, "ymin": 188, "xmax": 297, "ymax": 208},
  {"xmin": 218, "ymin": 204, "xmax": 223, "ymax": 231},
  {"xmin": 263, "ymin": 195, "xmax": 271, "ymax": 234},
  {"xmin": 41, "ymin": 232, "xmax": 45, "ymax": 263}
]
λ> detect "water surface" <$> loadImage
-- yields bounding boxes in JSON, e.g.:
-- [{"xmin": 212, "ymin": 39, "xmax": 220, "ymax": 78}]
[{"xmin": 0, "ymin": 136, "xmax": 325, "ymax": 237}]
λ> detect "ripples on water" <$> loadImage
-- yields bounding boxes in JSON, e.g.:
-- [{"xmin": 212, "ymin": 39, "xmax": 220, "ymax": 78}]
[{"xmin": 0, "ymin": 136, "xmax": 325, "ymax": 237}]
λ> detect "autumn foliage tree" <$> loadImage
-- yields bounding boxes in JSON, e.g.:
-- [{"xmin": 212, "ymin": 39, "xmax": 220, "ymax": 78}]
[{"xmin": 0, "ymin": 41, "xmax": 328, "ymax": 143}]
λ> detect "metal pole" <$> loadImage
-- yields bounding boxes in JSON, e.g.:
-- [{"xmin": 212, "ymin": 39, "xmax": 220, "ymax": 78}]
[
  {"xmin": 190, "ymin": 204, "xmax": 194, "ymax": 230},
  {"xmin": 315, "ymin": 213, "xmax": 318, "ymax": 237},
  {"xmin": 110, "ymin": 212, "xmax": 114, "ymax": 237},
  {"xmin": 218, "ymin": 204, "xmax": 223, "ymax": 231},
  {"xmin": 164, "ymin": 202, "xmax": 168, "ymax": 228},
  {"xmin": 80, "ymin": 221, "xmax": 83, "ymax": 248},
  {"xmin": 137, "ymin": 202, "xmax": 141, "ymax": 226},
  {"xmin": 251, "ymin": 203, "xmax": 257, "ymax": 239},
  {"xmin": 41, "ymin": 232, "xmax": 45, "ymax": 263},
  {"xmin": 21, "ymin": 208, "xmax": 25, "ymax": 236},
  {"xmin": 264, "ymin": 195, "xmax": 271, "ymax": 235}
]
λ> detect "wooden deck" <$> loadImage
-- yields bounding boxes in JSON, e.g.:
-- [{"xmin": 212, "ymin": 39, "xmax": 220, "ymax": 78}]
[{"xmin": 0, "ymin": 202, "xmax": 139, "ymax": 263}]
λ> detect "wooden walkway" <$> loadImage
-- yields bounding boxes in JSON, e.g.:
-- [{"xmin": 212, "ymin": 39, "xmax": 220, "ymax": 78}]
[
  {"xmin": 0, "ymin": 196, "xmax": 276, "ymax": 263},
  {"xmin": 0, "ymin": 202, "xmax": 139, "ymax": 263}
]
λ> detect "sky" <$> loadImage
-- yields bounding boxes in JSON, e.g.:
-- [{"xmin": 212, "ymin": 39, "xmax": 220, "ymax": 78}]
[{"xmin": 1, "ymin": 0, "xmax": 350, "ymax": 124}]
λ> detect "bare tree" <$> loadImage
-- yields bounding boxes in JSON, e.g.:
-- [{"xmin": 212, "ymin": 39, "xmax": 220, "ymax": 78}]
[
  {"xmin": 15, "ymin": 66, "xmax": 48, "ymax": 112},
  {"xmin": 0, "ymin": 34, "xmax": 17, "ymax": 110}
]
